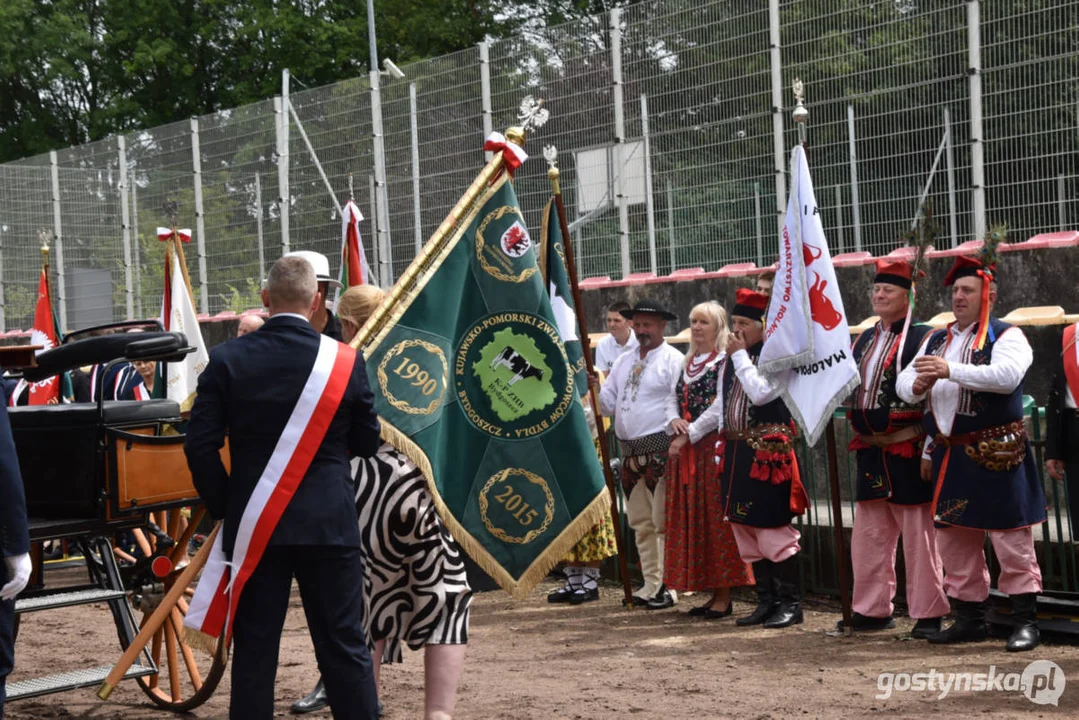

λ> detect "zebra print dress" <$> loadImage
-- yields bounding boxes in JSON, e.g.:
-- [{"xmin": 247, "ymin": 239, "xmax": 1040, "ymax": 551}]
[{"xmin": 353, "ymin": 443, "xmax": 472, "ymax": 663}]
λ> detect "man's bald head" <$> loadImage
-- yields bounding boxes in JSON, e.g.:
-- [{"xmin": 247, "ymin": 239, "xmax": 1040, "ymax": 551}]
[
  {"xmin": 237, "ymin": 315, "xmax": 265, "ymax": 337},
  {"xmin": 261, "ymin": 256, "xmax": 318, "ymax": 318}
]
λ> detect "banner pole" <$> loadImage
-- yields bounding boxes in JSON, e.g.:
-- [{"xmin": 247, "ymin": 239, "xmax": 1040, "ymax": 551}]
[
  {"xmin": 794, "ymin": 79, "xmax": 853, "ymax": 635},
  {"xmin": 547, "ymin": 157, "xmax": 635, "ymax": 607}
]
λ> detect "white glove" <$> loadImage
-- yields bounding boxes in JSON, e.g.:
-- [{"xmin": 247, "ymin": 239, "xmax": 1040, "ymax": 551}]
[{"xmin": 1, "ymin": 553, "xmax": 31, "ymax": 601}]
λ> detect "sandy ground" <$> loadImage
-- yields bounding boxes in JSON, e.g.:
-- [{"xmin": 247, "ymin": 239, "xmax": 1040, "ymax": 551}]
[{"xmin": 7, "ymin": 579, "xmax": 1079, "ymax": 719}]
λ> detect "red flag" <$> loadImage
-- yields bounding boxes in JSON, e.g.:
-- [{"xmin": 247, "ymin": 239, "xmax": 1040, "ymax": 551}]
[
  {"xmin": 25, "ymin": 268, "xmax": 61, "ymax": 405},
  {"xmin": 339, "ymin": 200, "xmax": 369, "ymax": 288}
]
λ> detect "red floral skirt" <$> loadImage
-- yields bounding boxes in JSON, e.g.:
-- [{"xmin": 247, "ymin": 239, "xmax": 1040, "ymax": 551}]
[{"xmin": 664, "ymin": 432, "xmax": 755, "ymax": 592}]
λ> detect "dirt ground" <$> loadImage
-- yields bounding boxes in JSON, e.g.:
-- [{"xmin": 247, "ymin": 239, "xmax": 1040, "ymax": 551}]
[{"xmin": 8, "ymin": 578, "xmax": 1079, "ymax": 719}]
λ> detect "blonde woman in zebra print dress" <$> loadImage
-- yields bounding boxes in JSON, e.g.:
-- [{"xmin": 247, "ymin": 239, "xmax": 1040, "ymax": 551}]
[{"xmin": 292, "ymin": 286, "xmax": 470, "ymax": 720}]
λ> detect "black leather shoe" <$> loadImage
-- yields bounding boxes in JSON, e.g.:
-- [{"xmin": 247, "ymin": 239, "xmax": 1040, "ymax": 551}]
[
  {"xmin": 291, "ymin": 678, "xmax": 328, "ymax": 715},
  {"xmin": 763, "ymin": 556, "xmax": 803, "ymax": 629},
  {"xmin": 703, "ymin": 604, "xmax": 733, "ymax": 620},
  {"xmin": 736, "ymin": 561, "xmax": 777, "ymax": 626},
  {"xmin": 687, "ymin": 603, "xmax": 711, "ymax": 617},
  {"xmin": 911, "ymin": 617, "xmax": 943, "ymax": 639},
  {"xmin": 928, "ymin": 600, "xmax": 988, "ymax": 644},
  {"xmin": 547, "ymin": 585, "xmax": 575, "ymax": 604},
  {"xmin": 1006, "ymin": 593, "xmax": 1040, "ymax": 652},
  {"xmin": 835, "ymin": 612, "xmax": 896, "ymax": 632},
  {"xmin": 645, "ymin": 585, "xmax": 675, "ymax": 610},
  {"xmin": 568, "ymin": 587, "xmax": 599, "ymax": 605}
]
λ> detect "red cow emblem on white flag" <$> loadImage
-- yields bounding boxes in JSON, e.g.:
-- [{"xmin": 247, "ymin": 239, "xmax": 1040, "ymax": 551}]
[{"xmin": 808, "ymin": 272, "xmax": 843, "ymax": 331}]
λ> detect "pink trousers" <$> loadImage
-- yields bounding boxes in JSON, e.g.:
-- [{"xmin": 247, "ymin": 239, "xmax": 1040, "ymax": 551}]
[
  {"xmin": 731, "ymin": 523, "xmax": 801, "ymax": 564},
  {"xmin": 851, "ymin": 501, "xmax": 950, "ymax": 620},
  {"xmin": 937, "ymin": 525, "xmax": 1043, "ymax": 601}
]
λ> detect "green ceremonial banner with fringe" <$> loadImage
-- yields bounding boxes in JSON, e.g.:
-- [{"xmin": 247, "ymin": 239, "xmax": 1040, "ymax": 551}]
[{"xmin": 362, "ymin": 174, "xmax": 607, "ymax": 598}]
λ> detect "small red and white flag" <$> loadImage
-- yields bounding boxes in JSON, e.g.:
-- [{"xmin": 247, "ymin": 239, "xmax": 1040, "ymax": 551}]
[
  {"xmin": 183, "ymin": 336, "xmax": 356, "ymax": 649},
  {"xmin": 10, "ymin": 267, "xmax": 62, "ymax": 406},
  {"xmin": 160, "ymin": 246, "xmax": 210, "ymax": 412},
  {"xmin": 333, "ymin": 200, "xmax": 371, "ymax": 312}
]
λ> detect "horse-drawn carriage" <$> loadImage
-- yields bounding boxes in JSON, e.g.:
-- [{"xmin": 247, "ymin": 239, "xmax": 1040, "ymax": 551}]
[{"xmin": 4, "ymin": 320, "xmax": 227, "ymax": 711}]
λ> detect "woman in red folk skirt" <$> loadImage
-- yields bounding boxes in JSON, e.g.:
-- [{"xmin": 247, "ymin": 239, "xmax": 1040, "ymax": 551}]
[{"xmin": 664, "ymin": 301, "xmax": 754, "ymax": 618}]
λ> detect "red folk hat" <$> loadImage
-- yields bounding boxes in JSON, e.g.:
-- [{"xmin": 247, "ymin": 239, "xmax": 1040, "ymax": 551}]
[
  {"xmin": 873, "ymin": 259, "xmax": 918, "ymax": 290},
  {"xmin": 732, "ymin": 288, "xmax": 769, "ymax": 323},
  {"xmin": 942, "ymin": 254, "xmax": 996, "ymax": 287}
]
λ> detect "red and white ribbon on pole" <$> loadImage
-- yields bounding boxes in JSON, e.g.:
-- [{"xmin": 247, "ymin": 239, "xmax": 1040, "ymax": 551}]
[
  {"xmin": 483, "ymin": 132, "xmax": 528, "ymax": 176},
  {"xmin": 156, "ymin": 227, "xmax": 192, "ymax": 243}
]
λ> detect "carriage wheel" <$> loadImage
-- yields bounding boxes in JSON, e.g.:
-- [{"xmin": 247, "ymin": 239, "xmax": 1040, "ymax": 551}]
[{"xmin": 125, "ymin": 507, "xmax": 229, "ymax": 711}]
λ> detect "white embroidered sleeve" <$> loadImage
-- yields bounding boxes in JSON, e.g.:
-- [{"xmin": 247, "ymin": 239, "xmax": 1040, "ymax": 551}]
[
  {"xmin": 731, "ymin": 349, "xmax": 782, "ymax": 405},
  {"xmin": 947, "ymin": 327, "xmax": 1033, "ymax": 394}
]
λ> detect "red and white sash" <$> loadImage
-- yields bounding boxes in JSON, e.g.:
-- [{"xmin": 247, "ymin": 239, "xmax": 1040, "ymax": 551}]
[
  {"xmin": 1064, "ymin": 323, "xmax": 1079, "ymax": 404},
  {"xmin": 133, "ymin": 382, "xmax": 150, "ymax": 401},
  {"xmin": 184, "ymin": 335, "xmax": 357, "ymax": 644}
]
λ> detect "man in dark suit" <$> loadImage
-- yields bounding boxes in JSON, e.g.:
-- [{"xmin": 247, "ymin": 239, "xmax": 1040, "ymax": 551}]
[
  {"xmin": 1, "ymin": 401, "xmax": 31, "ymax": 718},
  {"xmin": 185, "ymin": 255, "xmax": 381, "ymax": 719}
]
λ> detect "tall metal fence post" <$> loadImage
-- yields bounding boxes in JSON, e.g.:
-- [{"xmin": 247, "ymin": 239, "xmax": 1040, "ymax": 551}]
[
  {"xmin": 640, "ymin": 94, "xmax": 657, "ymax": 275},
  {"xmin": 834, "ymin": 185, "xmax": 844, "ymax": 251},
  {"xmin": 666, "ymin": 179, "xmax": 676, "ymax": 271},
  {"xmin": 754, "ymin": 182, "xmax": 764, "ymax": 266},
  {"xmin": 944, "ymin": 107, "xmax": 959, "ymax": 247},
  {"xmin": 769, "ymin": 0, "xmax": 787, "ymax": 235},
  {"xmin": 0, "ymin": 220, "xmax": 6, "ymax": 332},
  {"xmin": 49, "ymin": 150, "xmax": 68, "ymax": 330},
  {"xmin": 131, "ymin": 171, "xmax": 141, "ymax": 317},
  {"xmin": 847, "ymin": 105, "xmax": 863, "ymax": 252},
  {"xmin": 610, "ymin": 8, "xmax": 631, "ymax": 278},
  {"xmin": 255, "ymin": 172, "xmax": 266, "ymax": 281},
  {"xmin": 369, "ymin": 175, "xmax": 380, "ymax": 278},
  {"xmin": 117, "ymin": 136, "xmax": 135, "ymax": 319},
  {"xmin": 190, "ymin": 117, "xmax": 210, "ymax": 314},
  {"xmin": 410, "ymin": 82, "xmax": 423, "ymax": 253},
  {"xmin": 274, "ymin": 95, "xmax": 290, "ymax": 255},
  {"xmin": 1058, "ymin": 175, "xmax": 1067, "ymax": 230},
  {"xmin": 371, "ymin": 76, "xmax": 394, "ymax": 285},
  {"xmin": 968, "ymin": 0, "xmax": 986, "ymax": 240},
  {"xmin": 479, "ymin": 40, "xmax": 493, "ymax": 161}
]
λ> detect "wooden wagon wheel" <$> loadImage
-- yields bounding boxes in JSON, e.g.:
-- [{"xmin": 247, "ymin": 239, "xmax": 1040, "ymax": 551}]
[{"xmin": 123, "ymin": 506, "xmax": 229, "ymax": 711}]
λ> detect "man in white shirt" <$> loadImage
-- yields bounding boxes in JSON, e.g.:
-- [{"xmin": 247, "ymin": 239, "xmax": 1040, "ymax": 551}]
[
  {"xmin": 897, "ymin": 253, "xmax": 1046, "ymax": 652},
  {"xmin": 594, "ymin": 301, "xmax": 639, "ymax": 373},
  {"xmin": 597, "ymin": 301, "xmax": 684, "ymax": 609}
]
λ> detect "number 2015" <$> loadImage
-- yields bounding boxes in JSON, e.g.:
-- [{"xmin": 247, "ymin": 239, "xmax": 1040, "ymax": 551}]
[
  {"xmin": 493, "ymin": 484, "xmax": 539, "ymax": 525},
  {"xmin": 393, "ymin": 356, "xmax": 439, "ymax": 396}
]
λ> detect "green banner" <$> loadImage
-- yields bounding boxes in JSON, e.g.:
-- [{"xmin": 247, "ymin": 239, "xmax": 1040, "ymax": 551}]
[
  {"xmin": 539, "ymin": 198, "xmax": 588, "ymax": 399},
  {"xmin": 363, "ymin": 175, "xmax": 607, "ymax": 597}
]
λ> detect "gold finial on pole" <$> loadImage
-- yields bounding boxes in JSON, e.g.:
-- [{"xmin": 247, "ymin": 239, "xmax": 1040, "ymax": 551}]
[
  {"xmin": 543, "ymin": 145, "xmax": 560, "ymax": 195},
  {"xmin": 792, "ymin": 78, "xmax": 809, "ymax": 146},
  {"xmin": 38, "ymin": 228, "xmax": 51, "ymax": 262}
]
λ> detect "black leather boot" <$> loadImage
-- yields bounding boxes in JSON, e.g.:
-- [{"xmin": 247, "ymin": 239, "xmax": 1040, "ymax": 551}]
[
  {"xmin": 928, "ymin": 599, "xmax": 988, "ymax": 644},
  {"xmin": 736, "ymin": 560, "xmax": 778, "ymax": 626},
  {"xmin": 291, "ymin": 677, "xmax": 328, "ymax": 714},
  {"xmin": 1006, "ymin": 593, "xmax": 1040, "ymax": 652},
  {"xmin": 763, "ymin": 555, "xmax": 803, "ymax": 629},
  {"xmin": 911, "ymin": 617, "xmax": 943, "ymax": 639}
]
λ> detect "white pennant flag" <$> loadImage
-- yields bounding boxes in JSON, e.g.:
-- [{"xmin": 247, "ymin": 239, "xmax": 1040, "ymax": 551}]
[
  {"xmin": 162, "ymin": 249, "xmax": 210, "ymax": 412},
  {"xmin": 760, "ymin": 145, "xmax": 859, "ymax": 446}
]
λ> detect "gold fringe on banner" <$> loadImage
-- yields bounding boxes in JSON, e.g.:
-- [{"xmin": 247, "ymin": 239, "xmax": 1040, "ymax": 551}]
[{"xmin": 378, "ymin": 420, "xmax": 610, "ymax": 599}]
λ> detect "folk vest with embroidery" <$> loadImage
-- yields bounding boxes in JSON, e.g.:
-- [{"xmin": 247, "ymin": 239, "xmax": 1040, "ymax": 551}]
[
  {"xmin": 921, "ymin": 318, "xmax": 1046, "ymax": 530},
  {"xmin": 848, "ymin": 321, "xmax": 931, "ymax": 504},
  {"xmin": 720, "ymin": 343, "xmax": 807, "ymax": 528}
]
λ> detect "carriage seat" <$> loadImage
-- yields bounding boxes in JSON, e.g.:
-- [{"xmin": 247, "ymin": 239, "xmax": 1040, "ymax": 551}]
[
  {"xmin": 8, "ymin": 399, "xmax": 182, "ymax": 429},
  {"xmin": 10, "ymin": 400, "xmax": 183, "ymax": 519}
]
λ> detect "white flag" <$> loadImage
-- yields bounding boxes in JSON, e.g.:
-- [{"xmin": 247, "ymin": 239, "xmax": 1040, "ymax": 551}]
[
  {"xmin": 163, "ymin": 249, "xmax": 210, "ymax": 412},
  {"xmin": 762, "ymin": 145, "xmax": 859, "ymax": 446}
]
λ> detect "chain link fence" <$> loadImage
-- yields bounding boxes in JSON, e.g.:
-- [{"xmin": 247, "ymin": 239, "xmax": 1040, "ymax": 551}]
[{"xmin": 0, "ymin": 0, "xmax": 1075, "ymax": 332}]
